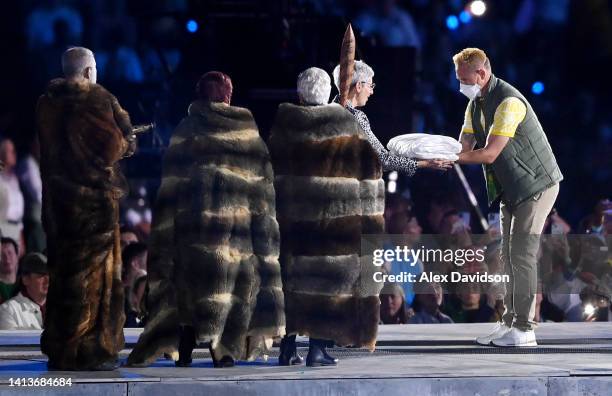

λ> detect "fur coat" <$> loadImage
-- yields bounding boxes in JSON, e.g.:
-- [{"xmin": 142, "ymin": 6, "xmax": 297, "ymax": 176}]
[
  {"xmin": 268, "ymin": 103, "xmax": 385, "ymax": 351},
  {"xmin": 36, "ymin": 78, "xmax": 132, "ymax": 370},
  {"xmin": 127, "ymin": 101, "xmax": 285, "ymax": 366}
]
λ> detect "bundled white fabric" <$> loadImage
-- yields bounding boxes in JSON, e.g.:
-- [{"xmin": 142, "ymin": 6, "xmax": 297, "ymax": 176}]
[{"xmin": 387, "ymin": 133, "xmax": 462, "ymax": 161}]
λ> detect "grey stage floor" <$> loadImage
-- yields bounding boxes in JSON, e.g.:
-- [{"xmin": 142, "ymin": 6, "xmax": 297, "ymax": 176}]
[{"xmin": 0, "ymin": 323, "xmax": 611, "ymax": 395}]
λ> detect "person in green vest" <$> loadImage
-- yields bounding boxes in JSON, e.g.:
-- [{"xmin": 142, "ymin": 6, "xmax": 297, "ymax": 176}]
[{"xmin": 453, "ymin": 48, "xmax": 563, "ymax": 347}]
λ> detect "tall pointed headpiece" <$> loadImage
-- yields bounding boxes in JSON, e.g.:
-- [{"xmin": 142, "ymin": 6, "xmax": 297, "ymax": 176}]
[{"xmin": 339, "ymin": 24, "xmax": 356, "ymax": 107}]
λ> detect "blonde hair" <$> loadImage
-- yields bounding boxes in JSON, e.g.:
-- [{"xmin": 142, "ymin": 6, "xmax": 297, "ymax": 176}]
[{"xmin": 452, "ymin": 48, "xmax": 490, "ymax": 71}]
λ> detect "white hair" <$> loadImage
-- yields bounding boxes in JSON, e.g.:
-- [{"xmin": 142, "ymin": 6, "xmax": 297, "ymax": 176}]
[
  {"xmin": 62, "ymin": 47, "xmax": 95, "ymax": 78},
  {"xmin": 297, "ymin": 67, "xmax": 331, "ymax": 105},
  {"xmin": 332, "ymin": 60, "xmax": 375, "ymax": 92}
]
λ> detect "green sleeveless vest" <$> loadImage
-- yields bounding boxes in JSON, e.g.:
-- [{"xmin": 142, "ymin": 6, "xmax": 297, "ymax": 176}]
[{"xmin": 470, "ymin": 75, "xmax": 563, "ymax": 207}]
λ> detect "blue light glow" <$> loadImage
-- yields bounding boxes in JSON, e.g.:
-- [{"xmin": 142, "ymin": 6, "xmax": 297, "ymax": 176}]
[
  {"xmin": 459, "ymin": 11, "xmax": 472, "ymax": 24},
  {"xmin": 186, "ymin": 20, "xmax": 198, "ymax": 33},
  {"xmin": 531, "ymin": 81, "xmax": 544, "ymax": 95},
  {"xmin": 446, "ymin": 15, "xmax": 459, "ymax": 30}
]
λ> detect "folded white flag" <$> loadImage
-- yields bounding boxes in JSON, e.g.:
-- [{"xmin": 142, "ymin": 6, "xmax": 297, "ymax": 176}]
[{"xmin": 387, "ymin": 133, "xmax": 462, "ymax": 161}]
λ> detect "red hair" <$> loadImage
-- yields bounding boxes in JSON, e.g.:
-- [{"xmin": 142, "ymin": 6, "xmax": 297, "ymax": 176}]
[{"xmin": 196, "ymin": 71, "xmax": 233, "ymax": 104}]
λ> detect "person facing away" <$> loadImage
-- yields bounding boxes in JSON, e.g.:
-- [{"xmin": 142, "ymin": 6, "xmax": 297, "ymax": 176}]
[
  {"xmin": 127, "ymin": 71, "xmax": 285, "ymax": 369},
  {"xmin": 36, "ymin": 46, "xmax": 136, "ymax": 371},
  {"xmin": 269, "ymin": 67, "xmax": 386, "ymax": 367}
]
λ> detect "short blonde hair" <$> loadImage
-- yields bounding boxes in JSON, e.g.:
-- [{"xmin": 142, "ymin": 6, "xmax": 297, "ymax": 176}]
[{"xmin": 452, "ymin": 48, "xmax": 490, "ymax": 71}]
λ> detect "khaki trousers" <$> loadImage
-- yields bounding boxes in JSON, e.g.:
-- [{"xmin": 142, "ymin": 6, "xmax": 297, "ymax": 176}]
[{"xmin": 500, "ymin": 183, "xmax": 559, "ymax": 331}]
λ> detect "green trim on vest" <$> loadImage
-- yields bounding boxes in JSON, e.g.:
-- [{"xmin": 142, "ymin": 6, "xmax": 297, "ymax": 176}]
[{"xmin": 469, "ymin": 75, "xmax": 563, "ymax": 207}]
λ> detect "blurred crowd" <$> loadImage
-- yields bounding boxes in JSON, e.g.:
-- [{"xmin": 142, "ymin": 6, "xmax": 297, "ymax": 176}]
[{"xmin": 378, "ymin": 190, "xmax": 612, "ymax": 326}]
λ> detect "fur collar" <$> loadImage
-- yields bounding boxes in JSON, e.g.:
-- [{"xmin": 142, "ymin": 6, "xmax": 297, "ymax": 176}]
[
  {"xmin": 44, "ymin": 78, "xmax": 96, "ymax": 100},
  {"xmin": 270, "ymin": 102, "xmax": 360, "ymax": 142},
  {"xmin": 187, "ymin": 100, "xmax": 254, "ymax": 121}
]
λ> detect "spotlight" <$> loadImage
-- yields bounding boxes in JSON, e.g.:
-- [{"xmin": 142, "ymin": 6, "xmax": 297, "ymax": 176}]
[
  {"xmin": 469, "ymin": 1, "xmax": 487, "ymax": 17},
  {"xmin": 186, "ymin": 19, "xmax": 198, "ymax": 33},
  {"xmin": 446, "ymin": 15, "xmax": 459, "ymax": 30},
  {"xmin": 388, "ymin": 180, "xmax": 397, "ymax": 194},
  {"xmin": 584, "ymin": 303, "xmax": 595, "ymax": 316},
  {"xmin": 531, "ymin": 81, "xmax": 545, "ymax": 95},
  {"xmin": 459, "ymin": 10, "xmax": 472, "ymax": 24}
]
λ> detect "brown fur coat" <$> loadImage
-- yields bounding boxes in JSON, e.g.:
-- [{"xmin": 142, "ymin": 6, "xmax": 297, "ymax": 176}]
[
  {"xmin": 268, "ymin": 103, "xmax": 385, "ymax": 351},
  {"xmin": 36, "ymin": 78, "xmax": 132, "ymax": 370}
]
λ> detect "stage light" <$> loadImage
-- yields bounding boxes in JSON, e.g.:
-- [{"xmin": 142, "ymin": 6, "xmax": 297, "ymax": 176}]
[
  {"xmin": 469, "ymin": 1, "xmax": 487, "ymax": 17},
  {"xmin": 446, "ymin": 15, "xmax": 459, "ymax": 30},
  {"xmin": 389, "ymin": 171, "xmax": 398, "ymax": 181},
  {"xmin": 186, "ymin": 19, "xmax": 198, "ymax": 33},
  {"xmin": 531, "ymin": 81, "xmax": 544, "ymax": 95},
  {"xmin": 584, "ymin": 303, "xmax": 595, "ymax": 316},
  {"xmin": 459, "ymin": 10, "xmax": 472, "ymax": 24}
]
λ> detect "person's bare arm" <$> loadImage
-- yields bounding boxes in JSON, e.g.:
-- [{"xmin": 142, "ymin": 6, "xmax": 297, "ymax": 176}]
[
  {"xmin": 457, "ymin": 134, "xmax": 510, "ymax": 165},
  {"xmin": 416, "ymin": 159, "xmax": 454, "ymax": 170},
  {"xmin": 459, "ymin": 131, "xmax": 477, "ymax": 153}
]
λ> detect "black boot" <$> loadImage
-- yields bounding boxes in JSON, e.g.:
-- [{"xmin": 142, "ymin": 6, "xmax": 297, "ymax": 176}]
[
  {"xmin": 175, "ymin": 326, "xmax": 196, "ymax": 367},
  {"xmin": 321, "ymin": 341, "xmax": 339, "ymax": 364},
  {"xmin": 208, "ymin": 345, "xmax": 218, "ymax": 367},
  {"xmin": 208, "ymin": 345, "xmax": 236, "ymax": 368},
  {"xmin": 278, "ymin": 335, "xmax": 304, "ymax": 366},
  {"xmin": 306, "ymin": 338, "xmax": 338, "ymax": 367}
]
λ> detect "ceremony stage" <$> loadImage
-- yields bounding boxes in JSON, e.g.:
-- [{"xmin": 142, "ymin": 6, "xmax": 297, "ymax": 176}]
[{"xmin": 0, "ymin": 323, "xmax": 611, "ymax": 395}]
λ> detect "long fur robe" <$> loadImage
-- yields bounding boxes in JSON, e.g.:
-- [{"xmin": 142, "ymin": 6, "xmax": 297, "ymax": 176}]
[
  {"xmin": 36, "ymin": 78, "xmax": 132, "ymax": 370},
  {"xmin": 127, "ymin": 101, "xmax": 285, "ymax": 366},
  {"xmin": 268, "ymin": 103, "xmax": 385, "ymax": 351}
]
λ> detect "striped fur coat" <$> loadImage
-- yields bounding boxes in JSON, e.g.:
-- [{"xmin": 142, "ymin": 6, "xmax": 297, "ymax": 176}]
[
  {"xmin": 127, "ymin": 101, "xmax": 285, "ymax": 366},
  {"xmin": 268, "ymin": 103, "xmax": 385, "ymax": 351}
]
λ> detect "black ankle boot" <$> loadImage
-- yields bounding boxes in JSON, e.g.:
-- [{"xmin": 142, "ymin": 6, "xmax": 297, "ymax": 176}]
[
  {"xmin": 208, "ymin": 345, "xmax": 236, "ymax": 368},
  {"xmin": 208, "ymin": 345, "xmax": 218, "ymax": 367},
  {"xmin": 279, "ymin": 335, "xmax": 304, "ymax": 366},
  {"xmin": 175, "ymin": 326, "xmax": 196, "ymax": 367},
  {"xmin": 306, "ymin": 338, "xmax": 338, "ymax": 367},
  {"xmin": 322, "ymin": 345, "xmax": 338, "ymax": 364}
]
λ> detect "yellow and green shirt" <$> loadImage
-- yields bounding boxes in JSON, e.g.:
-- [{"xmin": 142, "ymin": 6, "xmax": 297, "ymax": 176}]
[{"xmin": 461, "ymin": 97, "xmax": 527, "ymax": 138}]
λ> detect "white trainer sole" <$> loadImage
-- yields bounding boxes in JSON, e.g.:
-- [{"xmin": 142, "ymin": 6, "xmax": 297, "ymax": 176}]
[
  {"xmin": 475, "ymin": 338, "xmax": 494, "ymax": 346},
  {"xmin": 491, "ymin": 340, "xmax": 538, "ymax": 347}
]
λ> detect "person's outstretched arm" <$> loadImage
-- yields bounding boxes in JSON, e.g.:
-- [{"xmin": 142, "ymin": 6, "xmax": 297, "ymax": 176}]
[{"xmin": 353, "ymin": 108, "xmax": 451, "ymax": 174}]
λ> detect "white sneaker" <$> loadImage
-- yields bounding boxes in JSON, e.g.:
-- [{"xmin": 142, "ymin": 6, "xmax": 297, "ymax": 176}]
[
  {"xmin": 475, "ymin": 322, "xmax": 511, "ymax": 345},
  {"xmin": 491, "ymin": 328, "xmax": 537, "ymax": 347}
]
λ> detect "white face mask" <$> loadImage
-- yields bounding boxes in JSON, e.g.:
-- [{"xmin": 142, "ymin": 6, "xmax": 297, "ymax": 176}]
[{"xmin": 459, "ymin": 82, "xmax": 481, "ymax": 100}]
